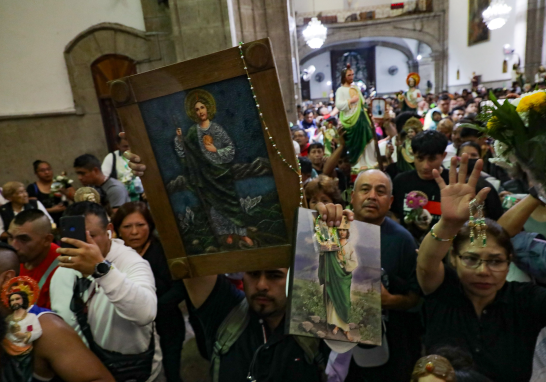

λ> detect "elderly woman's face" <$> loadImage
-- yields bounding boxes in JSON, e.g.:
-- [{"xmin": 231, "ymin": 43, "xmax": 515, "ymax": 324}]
[
  {"xmin": 119, "ymin": 212, "xmax": 150, "ymax": 252},
  {"xmin": 195, "ymin": 102, "xmax": 208, "ymax": 122},
  {"xmin": 10, "ymin": 187, "xmax": 29, "ymax": 205}
]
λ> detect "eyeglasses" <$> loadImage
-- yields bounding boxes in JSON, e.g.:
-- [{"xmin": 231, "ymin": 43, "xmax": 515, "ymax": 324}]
[{"xmin": 458, "ymin": 255, "xmax": 510, "ymax": 272}]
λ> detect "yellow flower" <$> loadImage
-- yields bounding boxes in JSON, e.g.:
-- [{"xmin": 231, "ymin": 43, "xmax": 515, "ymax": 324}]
[
  {"xmin": 487, "ymin": 116, "xmax": 501, "ymax": 131},
  {"xmin": 516, "ymin": 92, "xmax": 546, "ymax": 112}
]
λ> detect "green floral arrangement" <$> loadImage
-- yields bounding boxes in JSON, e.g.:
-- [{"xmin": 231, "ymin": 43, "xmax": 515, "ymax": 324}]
[{"xmin": 463, "ymin": 90, "xmax": 546, "ymax": 201}]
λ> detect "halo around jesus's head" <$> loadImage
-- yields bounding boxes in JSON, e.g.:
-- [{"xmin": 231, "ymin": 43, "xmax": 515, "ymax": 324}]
[
  {"xmin": 185, "ymin": 89, "xmax": 217, "ymax": 123},
  {"xmin": 1, "ymin": 276, "xmax": 40, "ymax": 308},
  {"xmin": 406, "ymin": 72, "xmax": 421, "ymax": 87}
]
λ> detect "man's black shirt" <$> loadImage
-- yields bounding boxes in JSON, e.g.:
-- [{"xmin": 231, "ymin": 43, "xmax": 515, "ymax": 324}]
[
  {"xmin": 391, "ymin": 169, "xmax": 449, "ymax": 233},
  {"xmin": 346, "ymin": 217, "xmax": 421, "ymax": 381},
  {"xmin": 192, "ymin": 276, "xmax": 329, "ymax": 382},
  {"xmin": 424, "ymin": 267, "xmax": 546, "ymax": 382}
]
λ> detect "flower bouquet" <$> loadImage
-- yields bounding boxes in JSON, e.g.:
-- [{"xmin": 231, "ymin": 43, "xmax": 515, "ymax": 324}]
[
  {"xmin": 466, "ymin": 90, "xmax": 546, "ymax": 202},
  {"xmin": 50, "ymin": 172, "xmax": 74, "ymax": 198},
  {"xmin": 404, "ymin": 191, "xmax": 432, "ymax": 230}
]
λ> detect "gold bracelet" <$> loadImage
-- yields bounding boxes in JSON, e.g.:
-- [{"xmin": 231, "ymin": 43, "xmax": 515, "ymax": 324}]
[{"xmin": 430, "ymin": 224, "xmax": 456, "ymax": 242}]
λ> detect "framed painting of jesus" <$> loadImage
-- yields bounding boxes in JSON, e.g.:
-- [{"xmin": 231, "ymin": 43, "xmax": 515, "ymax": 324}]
[{"xmin": 110, "ymin": 39, "xmax": 300, "ymax": 278}]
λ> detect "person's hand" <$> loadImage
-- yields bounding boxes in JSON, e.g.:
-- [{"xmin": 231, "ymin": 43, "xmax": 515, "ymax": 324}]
[
  {"xmin": 120, "ymin": 132, "xmax": 146, "ymax": 177},
  {"xmin": 381, "ymin": 284, "xmax": 394, "ymax": 307},
  {"xmin": 57, "ymin": 231, "xmax": 105, "ymax": 276},
  {"xmin": 433, "ymin": 154, "xmax": 491, "ymax": 227},
  {"xmin": 315, "ymin": 203, "xmax": 354, "ymax": 227},
  {"xmin": 14, "ymin": 332, "xmax": 27, "ymax": 340},
  {"xmin": 337, "ymin": 127, "xmax": 346, "ymax": 147},
  {"xmin": 49, "ymin": 204, "xmax": 66, "ymax": 213},
  {"xmin": 349, "ymin": 95, "xmax": 360, "ymax": 104},
  {"xmin": 204, "ymin": 143, "xmax": 217, "ymax": 153},
  {"xmin": 499, "ymin": 190, "xmax": 512, "ymax": 202},
  {"xmin": 386, "ymin": 142, "xmax": 394, "ymax": 158}
]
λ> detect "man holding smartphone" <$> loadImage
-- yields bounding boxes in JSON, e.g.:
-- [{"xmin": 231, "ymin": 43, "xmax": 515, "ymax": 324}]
[{"xmin": 50, "ymin": 201, "xmax": 164, "ymax": 382}]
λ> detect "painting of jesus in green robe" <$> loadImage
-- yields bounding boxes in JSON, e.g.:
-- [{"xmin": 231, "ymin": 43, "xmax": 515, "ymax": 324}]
[
  {"xmin": 174, "ymin": 89, "xmax": 254, "ymax": 248},
  {"xmin": 318, "ymin": 217, "xmax": 358, "ymax": 341}
]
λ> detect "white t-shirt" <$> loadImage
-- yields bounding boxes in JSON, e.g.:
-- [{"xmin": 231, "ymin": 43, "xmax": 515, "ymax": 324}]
[{"xmin": 50, "ymin": 239, "xmax": 162, "ymax": 381}]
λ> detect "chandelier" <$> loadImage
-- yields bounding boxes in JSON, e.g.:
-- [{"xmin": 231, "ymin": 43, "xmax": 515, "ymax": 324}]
[
  {"xmin": 482, "ymin": 0, "xmax": 512, "ymax": 30},
  {"xmin": 303, "ymin": 17, "xmax": 327, "ymax": 49}
]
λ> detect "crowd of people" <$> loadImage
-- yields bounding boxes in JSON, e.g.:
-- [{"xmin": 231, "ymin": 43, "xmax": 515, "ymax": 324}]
[{"xmin": 1, "ymin": 73, "xmax": 546, "ymax": 382}]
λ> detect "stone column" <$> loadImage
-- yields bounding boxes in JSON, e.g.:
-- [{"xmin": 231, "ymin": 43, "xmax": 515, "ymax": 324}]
[
  {"xmin": 168, "ymin": 0, "xmax": 298, "ymax": 122},
  {"xmin": 140, "ymin": 0, "xmax": 177, "ymax": 71},
  {"xmin": 525, "ymin": 0, "xmax": 546, "ymax": 81},
  {"xmin": 231, "ymin": 0, "xmax": 299, "ymax": 122},
  {"xmin": 169, "ymin": 0, "xmax": 232, "ymax": 61}
]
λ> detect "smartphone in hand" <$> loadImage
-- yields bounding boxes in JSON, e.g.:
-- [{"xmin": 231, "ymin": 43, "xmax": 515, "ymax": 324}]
[{"xmin": 60, "ymin": 216, "xmax": 87, "ymax": 249}]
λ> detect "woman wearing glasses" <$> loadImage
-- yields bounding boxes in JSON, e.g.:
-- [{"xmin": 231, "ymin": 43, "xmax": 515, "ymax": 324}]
[{"xmin": 417, "ymin": 154, "xmax": 546, "ymax": 382}]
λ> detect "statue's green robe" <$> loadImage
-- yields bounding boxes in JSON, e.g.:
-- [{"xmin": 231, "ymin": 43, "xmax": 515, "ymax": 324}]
[{"xmin": 318, "ymin": 251, "xmax": 352, "ymax": 323}]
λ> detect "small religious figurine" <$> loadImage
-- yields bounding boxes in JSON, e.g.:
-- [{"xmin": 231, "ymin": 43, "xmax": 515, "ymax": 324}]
[
  {"xmin": 314, "ymin": 217, "xmax": 340, "ymax": 252},
  {"xmin": 511, "ymin": 63, "xmax": 525, "ymax": 88},
  {"xmin": 318, "ymin": 216, "xmax": 357, "ymax": 342},
  {"xmin": 1, "ymin": 276, "xmax": 42, "ymax": 381},
  {"xmin": 335, "ymin": 64, "xmax": 378, "ymax": 173},
  {"xmin": 471, "ymin": 72, "xmax": 479, "ymax": 91},
  {"xmin": 398, "ymin": 117, "xmax": 424, "ymax": 172},
  {"xmin": 535, "ymin": 65, "xmax": 546, "ymax": 84},
  {"xmin": 74, "ymin": 186, "xmax": 101, "ymax": 204},
  {"xmin": 5, "ymin": 292, "xmax": 42, "ymax": 350},
  {"xmin": 411, "ymin": 355, "xmax": 456, "ymax": 382},
  {"xmin": 398, "ymin": 73, "xmax": 423, "ymax": 112}
]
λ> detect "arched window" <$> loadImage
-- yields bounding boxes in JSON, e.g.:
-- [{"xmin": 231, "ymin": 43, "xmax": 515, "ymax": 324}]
[{"xmin": 91, "ymin": 55, "xmax": 137, "ymax": 152}]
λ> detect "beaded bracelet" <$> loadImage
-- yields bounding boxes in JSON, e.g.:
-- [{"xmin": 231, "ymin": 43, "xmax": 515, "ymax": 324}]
[{"xmin": 430, "ymin": 224, "xmax": 457, "ymax": 242}]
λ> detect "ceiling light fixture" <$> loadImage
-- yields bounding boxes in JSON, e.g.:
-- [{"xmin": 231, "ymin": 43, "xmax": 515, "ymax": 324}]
[
  {"xmin": 303, "ymin": 17, "xmax": 328, "ymax": 49},
  {"xmin": 482, "ymin": 0, "xmax": 512, "ymax": 30}
]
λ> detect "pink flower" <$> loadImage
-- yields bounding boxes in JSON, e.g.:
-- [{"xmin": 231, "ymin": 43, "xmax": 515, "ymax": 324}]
[{"xmin": 405, "ymin": 191, "xmax": 429, "ymax": 210}]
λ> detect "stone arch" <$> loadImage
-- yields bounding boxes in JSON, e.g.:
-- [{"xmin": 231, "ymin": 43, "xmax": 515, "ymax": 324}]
[
  {"xmin": 64, "ymin": 23, "xmax": 150, "ymax": 115},
  {"xmin": 300, "ymin": 39, "xmax": 420, "ymax": 74},
  {"xmin": 297, "ymin": 13, "xmax": 447, "ymax": 92}
]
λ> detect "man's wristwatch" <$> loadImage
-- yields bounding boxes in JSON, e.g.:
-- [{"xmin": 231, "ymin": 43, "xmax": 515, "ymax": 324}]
[{"xmin": 93, "ymin": 260, "xmax": 112, "ymax": 278}]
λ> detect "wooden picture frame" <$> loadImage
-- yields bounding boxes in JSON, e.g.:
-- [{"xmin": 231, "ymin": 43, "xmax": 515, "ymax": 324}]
[{"xmin": 109, "ymin": 39, "xmax": 300, "ymax": 279}]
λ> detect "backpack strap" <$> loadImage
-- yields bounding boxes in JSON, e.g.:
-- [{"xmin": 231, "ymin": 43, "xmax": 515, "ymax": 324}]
[
  {"xmin": 293, "ymin": 336, "xmax": 327, "ymax": 382},
  {"xmin": 39, "ymin": 257, "xmax": 60, "ymax": 289},
  {"xmin": 211, "ymin": 298, "xmax": 250, "ymax": 382},
  {"xmin": 110, "ymin": 152, "xmax": 118, "ymax": 180}
]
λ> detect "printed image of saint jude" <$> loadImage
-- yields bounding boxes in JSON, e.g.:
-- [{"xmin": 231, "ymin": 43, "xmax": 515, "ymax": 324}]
[
  {"xmin": 170, "ymin": 88, "xmax": 287, "ymax": 254},
  {"xmin": 318, "ymin": 216, "xmax": 358, "ymax": 342}
]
